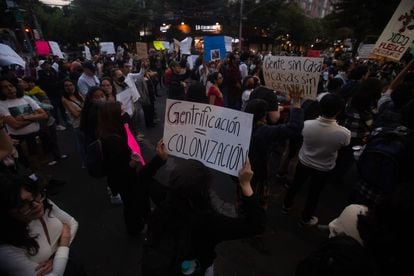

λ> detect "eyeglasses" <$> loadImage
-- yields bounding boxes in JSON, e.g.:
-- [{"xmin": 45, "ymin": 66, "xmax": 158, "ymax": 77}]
[{"xmin": 15, "ymin": 192, "xmax": 45, "ymax": 215}]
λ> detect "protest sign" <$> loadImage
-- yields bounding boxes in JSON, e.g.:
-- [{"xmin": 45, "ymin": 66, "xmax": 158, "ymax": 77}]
[
  {"xmin": 371, "ymin": 0, "xmax": 414, "ymax": 61},
  {"xmin": 263, "ymin": 55, "xmax": 323, "ymax": 100},
  {"xmin": 99, "ymin": 42, "xmax": 115, "ymax": 54},
  {"xmin": 173, "ymin": 39, "xmax": 181, "ymax": 52},
  {"xmin": 0, "ymin": 43, "xmax": 25, "ymax": 68},
  {"xmin": 153, "ymin": 41, "xmax": 165, "ymax": 50},
  {"xmin": 161, "ymin": 41, "xmax": 170, "ymax": 50},
  {"xmin": 163, "ymin": 99, "xmax": 253, "ymax": 176},
  {"xmin": 187, "ymin": 55, "xmax": 199, "ymax": 70},
  {"xmin": 224, "ymin": 36, "xmax": 233, "ymax": 52},
  {"xmin": 136, "ymin": 42, "xmax": 148, "ymax": 60},
  {"xmin": 203, "ymin": 36, "xmax": 226, "ymax": 62},
  {"xmin": 357, "ymin": 43, "xmax": 375, "ymax": 59},
  {"xmin": 116, "ymin": 89, "xmax": 133, "ymax": 116},
  {"xmin": 306, "ymin": 49, "xmax": 320, "ymax": 57},
  {"xmin": 48, "ymin": 41, "xmax": 64, "ymax": 59},
  {"xmin": 84, "ymin": 45, "xmax": 92, "ymax": 60},
  {"xmin": 180, "ymin": 37, "xmax": 193, "ymax": 55},
  {"xmin": 35, "ymin": 41, "xmax": 51, "ymax": 56}
]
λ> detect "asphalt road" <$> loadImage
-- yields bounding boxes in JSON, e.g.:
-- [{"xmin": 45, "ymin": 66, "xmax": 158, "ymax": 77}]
[{"xmin": 48, "ymin": 87, "xmax": 357, "ymax": 276}]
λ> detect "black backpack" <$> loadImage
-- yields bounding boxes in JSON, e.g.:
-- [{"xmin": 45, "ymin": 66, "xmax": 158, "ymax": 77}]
[
  {"xmin": 85, "ymin": 139, "xmax": 106, "ymax": 178},
  {"xmin": 357, "ymin": 126, "xmax": 410, "ymax": 196}
]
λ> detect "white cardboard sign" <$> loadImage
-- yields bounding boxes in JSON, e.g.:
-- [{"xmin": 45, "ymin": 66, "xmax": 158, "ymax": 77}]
[
  {"xmin": 180, "ymin": 37, "xmax": 193, "ymax": 55},
  {"xmin": 84, "ymin": 45, "xmax": 92, "ymax": 60},
  {"xmin": 163, "ymin": 99, "xmax": 253, "ymax": 176},
  {"xmin": 48, "ymin": 41, "xmax": 64, "ymax": 59},
  {"xmin": 263, "ymin": 55, "xmax": 323, "ymax": 100},
  {"xmin": 0, "ymin": 43, "xmax": 25, "ymax": 68},
  {"xmin": 371, "ymin": 0, "xmax": 414, "ymax": 61},
  {"xmin": 99, "ymin": 42, "xmax": 116, "ymax": 54}
]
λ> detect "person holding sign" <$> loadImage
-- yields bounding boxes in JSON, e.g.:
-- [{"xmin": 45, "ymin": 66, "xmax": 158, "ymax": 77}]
[
  {"xmin": 143, "ymin": 158, "xmax": 265, "ymax": 275},
  {"xmin": 95, "ymin": 102, "xmax": 167, "ymax": 236},
  {"xmin": 245, "ymin": 85, "xmax": 304, "ymax": 207}
]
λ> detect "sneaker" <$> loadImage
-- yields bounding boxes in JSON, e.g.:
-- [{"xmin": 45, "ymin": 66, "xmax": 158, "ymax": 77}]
[
  {"xmin": 56, "ymin": 125, "xmax": 66, "ymax": 131},
  {"xmin": 281, "ymin": 204, "xmax": 292, "ymax": 214},
  {"xmin": 298, "ymin": 216, "xmax": 319, "ymax": 227},
  {"xmin": 110, "ymin": 194, "xmax": 123, "ymax": 205},
  {"xmin": 48, "ymin": 160, "xmax": 58, "ymax": 166}
]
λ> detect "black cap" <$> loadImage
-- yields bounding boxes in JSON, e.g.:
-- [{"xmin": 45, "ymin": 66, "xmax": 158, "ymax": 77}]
[{"xmin": 249, "ymin": 86, "xmax": 279, "ymax": 111}]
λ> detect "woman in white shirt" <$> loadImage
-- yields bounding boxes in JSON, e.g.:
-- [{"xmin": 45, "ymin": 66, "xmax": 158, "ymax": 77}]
[{"xmin": 0, "ymin": 173, "xmax": 78, "ymax": 276}]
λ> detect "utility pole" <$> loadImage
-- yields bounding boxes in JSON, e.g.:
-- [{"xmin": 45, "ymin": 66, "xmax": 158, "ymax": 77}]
[{"xmin": 239, "ymin": 0, "xmax": 243, "ymax": 51}]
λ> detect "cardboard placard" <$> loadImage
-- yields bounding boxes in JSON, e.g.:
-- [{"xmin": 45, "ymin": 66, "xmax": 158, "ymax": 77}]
[
  {"xmin": 136, "ymin": 42, "xmax": 148, "ymax": 60},
  {"xmin": 263, "ymin": 55, "xmax": 323, "ymax": 100},
  {"xmin": 163, "ymin": 99, "xmax": 253, "ymax": 176}
]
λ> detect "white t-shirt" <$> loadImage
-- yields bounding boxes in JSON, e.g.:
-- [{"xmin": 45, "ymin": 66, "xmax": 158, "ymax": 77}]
[
  {"xmin": 0, "ymin": 96, "xmax": 41, "ymax": 135},
  {"xmin": 299, "ymin": 116, "xmax": 351, "ymax": 171},
  {"xmin": 77, "ymin": 73, "xmax": 100, "ymax": 97}
]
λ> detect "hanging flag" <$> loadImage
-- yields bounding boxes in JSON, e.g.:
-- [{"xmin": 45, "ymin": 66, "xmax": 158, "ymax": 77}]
[{"xmin": 203, "ymin": 36, "xmax": 226, "ymax": 61}]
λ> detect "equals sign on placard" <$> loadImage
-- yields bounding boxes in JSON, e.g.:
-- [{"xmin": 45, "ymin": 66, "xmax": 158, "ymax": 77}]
[{"xmin": 194, "ymin": 128, "xmax": 207, "ymax": 136}]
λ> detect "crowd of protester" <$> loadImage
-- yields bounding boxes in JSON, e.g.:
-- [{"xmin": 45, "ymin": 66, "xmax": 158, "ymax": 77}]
[{"xmin": 0, "ymin": 44, "xmax": 413, "ymax": 275}]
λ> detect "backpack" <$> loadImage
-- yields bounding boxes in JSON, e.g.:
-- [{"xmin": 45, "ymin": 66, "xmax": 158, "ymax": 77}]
[
  {"xmin": 356, "ymin": 126, "xmax": 410, "ymax": 199},
  {"xmin": 85, "ymin": 139, "xmax": 106, "ymax": 178}
]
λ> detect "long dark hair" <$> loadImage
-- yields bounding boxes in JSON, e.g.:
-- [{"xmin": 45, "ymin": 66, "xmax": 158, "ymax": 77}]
[
  {"xmin": 79, "ymin": 86, "xmax": 105, "ymax": 135},
  {"xmin": 62, "ymin": 78, "xmax": 84, "ymax": 103},
  {"xmin": 95, "ymin": 101, "xmax": 124, "ymax": 138},
  {"xmin": 0, "ymin": 173, "xmax": 52, "ymax": 255},
  {"xmin": 0, "ymin": 77, "xmax": 24, "ymax": 100},
  {"xmin": 100, "ymin": 76, "xmax": 117, "ymax": 100}
]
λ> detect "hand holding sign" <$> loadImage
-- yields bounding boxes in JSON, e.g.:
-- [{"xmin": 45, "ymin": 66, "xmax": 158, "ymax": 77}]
[
  {"xmin": 156, "ymin": 139, "xmax": 168, "ymax": 161},
  {"xmin": 238, "ymin": 158, "xmax": 254, "ymax": 197},
  {"xmin": 288, "ymin": 84, "xmax": 304, "ymax": 108}
]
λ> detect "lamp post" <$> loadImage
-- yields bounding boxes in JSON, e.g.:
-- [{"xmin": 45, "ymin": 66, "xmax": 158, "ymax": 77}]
[{"xmin": 239, "ymin": 0, "xmax": 243, "ymax": 51}]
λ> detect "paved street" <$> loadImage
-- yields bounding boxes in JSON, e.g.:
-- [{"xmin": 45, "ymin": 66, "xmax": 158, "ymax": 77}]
[{"xmin": 48, "ymin": 87, "xmax": 357, "ymax": 276}]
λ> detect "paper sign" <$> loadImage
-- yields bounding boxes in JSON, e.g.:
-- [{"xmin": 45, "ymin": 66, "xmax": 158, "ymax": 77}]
[
  {"xmin": 263, "ymin": 55, "xmax": 323, "ymax": 100},
  {"xmin": 306, "ymin": 49, "xmax": 320, "ymax": 57},
  {"xmin": 84, "ymin": 45, "xmax": 92, "ymax": 60},
  {"xmin": 153, "ymin": 41, "xmax": 165, "ymax": 50},
  {"xmin": 224, "ymin": 36, "xmax": 233, "ymax": 52},
  {"xmin": 357, "ymin": 43, "xmax": 375, "ymax": 59},
  {"xmin": 371, "ymin": 0, "xmax": 414, "ymax": 61},
  {"xmin": 173, "ymin": 39, "xmax": 180, "ymax": 52},
  {"xmin": 99, "ymin": 42, "xmax": 115, "ymax": 54},
  {"xmin": 187, "ymin": 55, "xmax": 199, "ymax": 70},
  {"xmin": 116, "ymin": 88, "xmax": 133, "ymax": 116},
  {"xmin": 0, "ymin": 43, "xmax": 25, "ymax": 67},
  {"xmin": 180, "ymin": 37, "xmax": 193, "ymax": 55},
  {"xmin": 161, "ymin": 41, "xmax": 170, "ymax": 50},
  {"xmin": 203, "ymin": 36, "xmax": 226, "ymax": 61},
  {"xmin": 163, "ymin": 99, "xmax": 253, "ymax": 176},
  {"xmin": 136, "ymin": 42, "xmax": 148, "ymax": 60},
  {"xmin": 35, "ymin": 41, "xmax": 51, "ymax": 56},
  {"xmin": 48, "ymin": 41, "xmax": 64, "ymax": 59}
]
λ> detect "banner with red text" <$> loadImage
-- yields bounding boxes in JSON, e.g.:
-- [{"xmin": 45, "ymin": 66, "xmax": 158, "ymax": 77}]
[{"xmin": 371, "ymin": 0, "xmax": 414, "ymax": 61}]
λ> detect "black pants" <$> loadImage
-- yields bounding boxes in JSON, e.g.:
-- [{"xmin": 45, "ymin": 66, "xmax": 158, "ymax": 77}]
[
  {"xmin": 142, "ymin": 104, "xmax": 155, "ymax": 127},
  {"xmin": 283, "ymin": 161, "xmax": 331, "ymax": 222},
  {"xmin": 117, "ymin": 174, "xmax": 167, "ymax": 236},
  {"xmin": 49, "ymin": 97, "xmax": 68, "ymax": 125},
  {"xmin": 38, "ymin": 124, "xmax": 61, "ymax": 161}
]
